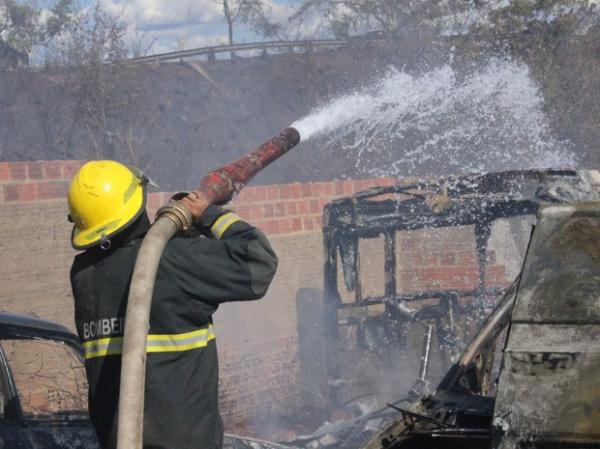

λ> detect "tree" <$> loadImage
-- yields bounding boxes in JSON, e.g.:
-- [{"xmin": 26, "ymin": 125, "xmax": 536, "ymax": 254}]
[
  {"xmin": 288, "ymin": 0, "xmax": 446, "ymax": 39},
  {"xmin": 213, "ymin": 0, "xmax": 278, "ymax": 45},
  {"xmin": 483, "ymin": 0, "xmax": 600, "ymax": 34},
  {"xmin": 36, "ymin": 6, "xmax": 152, "ymax": 164},
  {"xmin": 0, "ymin": 0, "xmax": 74, "ymax": 59}
]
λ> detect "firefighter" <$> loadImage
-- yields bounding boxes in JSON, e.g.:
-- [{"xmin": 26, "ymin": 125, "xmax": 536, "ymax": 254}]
[{"xmin": 68, "ymin": 160, "xmax": 278, "ymax": 449}]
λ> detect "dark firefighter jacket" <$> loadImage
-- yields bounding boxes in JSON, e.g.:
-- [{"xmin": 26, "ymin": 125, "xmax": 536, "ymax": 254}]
[{"xmin": 70, "ymin": 205, "xmax": 278, "ymax": 449}]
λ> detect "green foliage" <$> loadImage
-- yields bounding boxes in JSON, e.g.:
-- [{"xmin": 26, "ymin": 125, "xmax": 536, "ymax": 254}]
[
  {"xmin": 0, "ymin": 0, "xmax": 74, "ymax": 56},
  {"xmin": 55, "ymin": 5, "xmax": 127, "ymax": 66},
  {"xmin": 483, "ymin": 0, "xmax": 600, "ymax": 35},
  {"xmin": 215, "ymin": 0, "xmax": 279, "ymax": 44},
  {"xmin": 288, "ymin": 0, "xmax": 599, "ymax": 39}
]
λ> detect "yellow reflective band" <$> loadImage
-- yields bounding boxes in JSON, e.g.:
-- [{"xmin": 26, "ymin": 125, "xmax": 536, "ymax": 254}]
[
  {"xmin": 211, "ymin": 212, "xmax": 241, "ymax": 239},
  {"xmin": 83, "ymin": 324, "xmax": 215, "ymax": 359}
]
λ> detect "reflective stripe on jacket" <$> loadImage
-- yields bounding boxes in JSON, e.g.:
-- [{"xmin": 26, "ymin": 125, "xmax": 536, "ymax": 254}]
[{"xmin": 83, "ymin": 324, "xmax": 216, "ymax": 359}]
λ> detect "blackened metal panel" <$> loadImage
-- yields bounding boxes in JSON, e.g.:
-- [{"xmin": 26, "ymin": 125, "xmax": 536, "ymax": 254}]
[
  {"xmin": 512, "ymin": 203, "xmax": 600, "ymax": 324},
  {"xmin": 384, "ymin": 231, "xmax": 397, "ymax": 298},
  {"xmin": 322, "ymin": 227, "xmax": 342, "ymax": 408}
]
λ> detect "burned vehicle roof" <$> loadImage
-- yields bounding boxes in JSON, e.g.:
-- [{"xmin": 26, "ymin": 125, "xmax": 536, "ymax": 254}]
[
  {"xmin": 0, "ymin": 312, "xmax": 77, "ymax": 341},
  {"xmin": 324, "ymin": 169, "xmax": 599, "ymax": 235}
]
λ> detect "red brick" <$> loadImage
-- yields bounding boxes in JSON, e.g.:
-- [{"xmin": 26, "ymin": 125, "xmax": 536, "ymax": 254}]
[
  {"xmin": 290, "ymin": 184, "xmax": 302, "ymax": 198},
  {"xmin": 303, "ymin": 217, "xmax": 314, "ymax": 231},
  {"xmin": 147, "ymin": 193, "xmax": 163, "ymax": 210},
  {"xmin": 262, "ymin": 203, "xmax": 274, "ymax": 218},
  {"xmin": 310, "ymin": 199, "xmax": 320, "ymax": 214},
  {"xmin": 274, "ymin": 203, "xmax": 285, "ymax": 217},
  {"xmin": 457, "ymin": 254, "xmax": 477, "ymax": 265},
  {"xmin": 43, "ymin": 161, "xmax": 63, "ymax": 179},
  {"xmin": 61, "ymin": 161, "xmax": 83, "ymax": 179},
  {"xmin": 278, "ymin": 219, "xmax": 291, "ymax": 234},
  {"xmin": 262, "ymin": 220, "xmax": 280, "ymax": 235},
  {"xmin": 367, "ymin": 179, "xmax": 380, "ymax": 189},
  {"xmin": 291, "ymin": 218, "xmax": 302, "ymax": 233},
  {"xmin": 0, "ymin": 163, "xmax": 9, "ymax": 182},
  {"xmin": 416, "ymin": 254, "xmax": 438, "ymax": 266},
  {"xmin": 3, "ymin": 183, "xmax": 37, "ymax": 202},
  {"xmin": 267, "ymin": 186, "xmax": 279, "ymax": 200},
  {"xmin": 342, "ymin": 180, "xmax": 354, "ymax": 194},
  {"xmin": 248, "ymin": 205, "xmax": 262, "ymax": 220},
  {"xmin": 301, "ymin": 183, "xmax": 313, "ymax": 197},
  {"xmin": 314, "ymin": 182, "xmax": 334, "ymax": 198},
  {"xmin": 236, "ymin": 205, "xmax": 251, "ymax": 220},
  {"xmin": 248, "ymin": 186, "xmax": 267, "ymax": 201},
  {"xmin": 279, "ymin": 185, "xmax": 293, "ymax": 200},
  {"xmin": 334, "ymin": 181, "xmax": 344, "ymax": 195},
  {"xmin": 486, "ymin": 265, "xmax": 506, "ymax": 279},
  {"xmin": 378, "ymin": 177, "xmax": 396, "ymax": 187},
  {"xmin": 440, "ymin": 253, "xmax": 456, "ymax": 266},
  {"xmin": 297, "ymin": 200, "xmax": 311, "ymax": 215},
  {"xmin": 27, "ymin": 162, "xmax": 44, "ymax": 180},
  {"xmin": 286, "ymin": 202, "xmax": 297, "ymax": 216},
  {"xmin": 9, "ymin": 163, "xmax": 27, "ymax": 181},
  {"xmin": 37, "ymin": 181, "xmax": 68, "ymax": 200}
]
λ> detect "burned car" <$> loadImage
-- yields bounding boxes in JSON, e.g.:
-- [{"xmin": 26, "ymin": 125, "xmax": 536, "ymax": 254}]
[
  {"xmin": 0, "ymin": 313, "xmax": 98, "ymax": 449},
  {"xmin": 293, "ymin": 169, "xmax": 600, "ymax": 449},
  {"xmin": 0, "ymin": 313, "xmax": 294, "ymax": 449}
]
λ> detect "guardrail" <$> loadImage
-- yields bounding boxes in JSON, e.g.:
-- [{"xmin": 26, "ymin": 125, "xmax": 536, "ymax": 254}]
[{"xmin": 126, "ymin": 38, "xmax": 386, "ymax": 65}]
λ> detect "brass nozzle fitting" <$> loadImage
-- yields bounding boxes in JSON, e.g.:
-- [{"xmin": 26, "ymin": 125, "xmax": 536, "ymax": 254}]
[{"xmin": 156, "ymin": 201, "xmax": 194, "ymax": 233}]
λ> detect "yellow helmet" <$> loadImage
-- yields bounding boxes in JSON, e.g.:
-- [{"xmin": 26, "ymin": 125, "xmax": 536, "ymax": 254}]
[{"xmin": 68, "ymin": 160, "xmax": 152, "ymax": 250}]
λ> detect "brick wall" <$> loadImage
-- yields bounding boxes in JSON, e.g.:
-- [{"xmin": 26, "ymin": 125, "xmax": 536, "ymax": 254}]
[
  {"xmin": 0, "ymin": 161, "xmax": 81, "ymax": 202},
  {"xmin": 0, "ymin": 160, "xmax": 523, "ymax": 438},
  {"xmin": 0, "ymin": 160, "xmax": 399, "ymax": 431}
]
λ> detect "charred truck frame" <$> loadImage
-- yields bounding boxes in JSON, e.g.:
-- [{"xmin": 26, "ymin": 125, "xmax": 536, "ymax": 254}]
[{"xmin": 295, "ymin": 169, "xmax": 600, "ymax": 449}]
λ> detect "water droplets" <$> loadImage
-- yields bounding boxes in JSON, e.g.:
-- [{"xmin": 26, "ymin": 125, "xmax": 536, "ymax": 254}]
[{"xmin": 292, "ymin": 58, "xmax": 577, "ymax": 177}]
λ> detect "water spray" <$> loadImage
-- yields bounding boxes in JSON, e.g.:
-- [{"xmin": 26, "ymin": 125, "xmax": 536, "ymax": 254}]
[
  {"xmin": 116, "ymin": 127, "xmax": 301, "ymax": 449},
  {"xmin": 291, "ymin": 59, "xmax": 576, "ymax": 176}
]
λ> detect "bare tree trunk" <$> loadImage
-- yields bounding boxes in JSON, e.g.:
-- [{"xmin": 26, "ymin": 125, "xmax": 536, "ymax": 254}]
[
  {"xmin": 223, "ymin": 0, "xmax": 235, "ymax": 58},
  {"xmin": 227, "ymin": 20, "xmax": 234, "ymax": 45}
]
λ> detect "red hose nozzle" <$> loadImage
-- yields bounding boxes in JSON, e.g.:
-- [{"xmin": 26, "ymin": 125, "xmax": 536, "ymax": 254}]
[{"xmin": 198, "ymin": 127, "xmax": 300, "ymax": 204}]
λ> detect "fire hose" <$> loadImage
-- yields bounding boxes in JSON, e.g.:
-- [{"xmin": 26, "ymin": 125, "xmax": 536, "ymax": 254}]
[{"xmin": 116, "ymin": 128, "xmax": 300, "ymax": 449}]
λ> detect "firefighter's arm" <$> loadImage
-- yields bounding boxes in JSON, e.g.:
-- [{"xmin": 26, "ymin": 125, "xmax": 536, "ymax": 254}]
[{"xmin": 165, "ymin": 202, "xmax": 278, "ymax": 304}]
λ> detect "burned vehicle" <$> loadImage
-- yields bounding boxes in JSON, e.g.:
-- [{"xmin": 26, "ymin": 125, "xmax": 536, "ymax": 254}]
[
  {"xmin": 293, "ymin": 169, "xmax": 600, "ymax": 449},
  {"xmin": 0, "ymin": 313, "xmax": 294, "ymax": 449},
  {"xmin": 0, "ymin": 313, "xmax": 98, "ymax": 449}
]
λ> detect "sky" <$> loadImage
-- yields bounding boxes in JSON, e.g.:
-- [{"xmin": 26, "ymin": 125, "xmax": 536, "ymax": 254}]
[
  {"xmin": 89, "ymin": 0, "xmax": 299, "ymax": 54},
  {"xmin": 36, "ymin": 0, "xmax": 600, "ymax": 57}
]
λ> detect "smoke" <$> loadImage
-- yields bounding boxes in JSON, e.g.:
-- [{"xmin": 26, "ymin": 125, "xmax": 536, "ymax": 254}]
[{"xmin": 292, "ymin": 58, "xmax": 577, "ymax": 177}]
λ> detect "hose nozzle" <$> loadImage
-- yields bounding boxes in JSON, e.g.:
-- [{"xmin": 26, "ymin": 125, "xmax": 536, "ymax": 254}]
[
  {"xmin": 156, "ymin": 201, "xmax": 194, "ymax": 233},
  {"xmin": 198, "ymin": 127, "xmax": 301, "ymax": 204}
]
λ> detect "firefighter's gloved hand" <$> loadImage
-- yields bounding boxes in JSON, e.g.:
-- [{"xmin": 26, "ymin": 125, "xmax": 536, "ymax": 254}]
[{"xmin": 179, "ymin": 191, "xmax": 210, "ymax": 222}]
